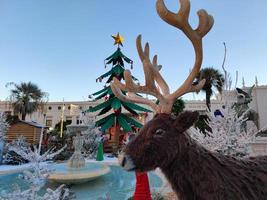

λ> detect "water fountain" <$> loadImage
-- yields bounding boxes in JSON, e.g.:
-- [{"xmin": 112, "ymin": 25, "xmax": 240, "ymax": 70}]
[
  {"xmin": 48, "ymin": 118, "xmax": 110, "ymax": 184},
  {"xmin": 66, "ymin": 124, "xmax": 88, "ymax": 168}
]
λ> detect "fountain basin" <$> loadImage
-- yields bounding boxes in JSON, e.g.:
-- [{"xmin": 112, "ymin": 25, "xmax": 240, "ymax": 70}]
[
  {"xmin": 0, "ymin": 165, "xmax": 163, "ymax": 200},
  {"xmin": 48, "ymin": 162, "xmax": 110, "ymax": 184}
]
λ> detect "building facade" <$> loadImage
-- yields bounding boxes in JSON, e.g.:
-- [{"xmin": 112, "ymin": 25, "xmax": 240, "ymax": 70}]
[
  {"xmin": 0, "ymin": 100, "xmax": 150, "ymax": 129},
  {"xmin": 1, "ymin": 85, "xmax": 267, "ymax": 130}
]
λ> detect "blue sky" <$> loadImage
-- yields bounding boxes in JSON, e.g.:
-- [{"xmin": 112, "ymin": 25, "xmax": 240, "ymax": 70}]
[{"xmin": 0, "ymin": 0, "xmax": 267, "ymax": 101}]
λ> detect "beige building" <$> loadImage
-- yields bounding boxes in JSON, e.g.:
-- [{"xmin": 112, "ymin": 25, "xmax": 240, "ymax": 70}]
[
  {"xmin": 0, "ymin": 100, "xmax": 103, "ymax": 128},
  {"xmin": 185, "ymin": 85, "xmax": 267, "ymax": 130},
  {"xmin": 1, "ymin": 85, "xmax": 267, "ymax": 130},
  {"xmin": 0, "ymin": 100, "xmax": 150, "ymax": 128}
]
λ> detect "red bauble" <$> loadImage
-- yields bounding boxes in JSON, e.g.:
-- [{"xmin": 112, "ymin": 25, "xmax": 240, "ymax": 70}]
[
  {"xmin": 113, "ymin": 109, "xmax": 121, "ymax": 114},
  {"xmin": 104, "ymin": 96, "xmax": 109, "ymax": 101}
]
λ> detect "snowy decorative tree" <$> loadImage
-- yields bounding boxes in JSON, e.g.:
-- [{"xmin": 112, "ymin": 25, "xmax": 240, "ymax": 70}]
[
  {"xmin": 82, "ymin": 120, "xmax": 104, "ymax": 159},
  {"xmin": 9, "ymin": 144, "xmax": 66, "ymax": 182},
  {"xmin": 191, "ymin": 66, "xmax": 257, "ymax": 158},
  {"xmin": 0, "ymin": 112, "xmax": 9, "ymax": 164},
  {"xmin": 189, "ymin": 43, "xmax": 258, "ymax": 158},
  {"xmin": 0, "ymin": 144, "xmax": 70, "ymax": 200},
  {"xmin": 0, "ymin": 184, "xmax": 70, "ymax": 200},
  {"xmin": 0, "ymin": 112, "xmax": 9, "ymax": 140},
  {"xmin": 190, "ymin": 106, "xmax": 257, "ymax": 158},
  {"xmin": 3, "ymin": 136, "xmax": 29, "ymax": 165}
]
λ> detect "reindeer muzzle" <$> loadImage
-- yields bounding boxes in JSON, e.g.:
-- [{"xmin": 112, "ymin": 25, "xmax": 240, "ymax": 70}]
[{"xmin": 118, "ymin": 153, "xmax": 136, "ymax": 171}]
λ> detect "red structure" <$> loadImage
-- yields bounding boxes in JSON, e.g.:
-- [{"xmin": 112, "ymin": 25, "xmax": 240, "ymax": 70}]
[{"xmin": 133, "ymin": 172, "xmax": 152, "ymax": 200}]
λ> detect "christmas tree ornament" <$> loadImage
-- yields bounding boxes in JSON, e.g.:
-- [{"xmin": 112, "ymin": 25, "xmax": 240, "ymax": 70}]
[{"xmin": 112, "ymin": 32, "xmax": 124, "ymax": 47}]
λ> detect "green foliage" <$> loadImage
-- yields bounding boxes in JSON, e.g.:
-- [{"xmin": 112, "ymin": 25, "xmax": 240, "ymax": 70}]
[
  {"xmin": 47, "ymin": 130, "xmax": 72, "ymax": 161},
  {"xmin": 195, "ymin": 67, "xmax": 224, "ymax": 111},
  {"xmin": 54, "ymin": 121, "xmax": 70, "ymax": 133},
  {"xmin": 6, "ymin": 115, "xmax": 20, "ymax": 125},
  {"xmin": 171, "ymin": 98, "xmax": 185, "ymax": 116},
  {"xmin": 7, "ymin": 82, "xmax": 48, "ymax": 120},
  {"xmin": 194, "ymin": 114, "xmax": 212, "ymax": 136}
]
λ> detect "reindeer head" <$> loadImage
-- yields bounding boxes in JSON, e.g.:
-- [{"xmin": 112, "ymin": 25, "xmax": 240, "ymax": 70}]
[
  {"xmin": 119, "ymin": 111, "xmax": 199, "ymax": 171},
  {"xmin": 111, "ymin": 0, "xmax": 213, "ymax": 172}
]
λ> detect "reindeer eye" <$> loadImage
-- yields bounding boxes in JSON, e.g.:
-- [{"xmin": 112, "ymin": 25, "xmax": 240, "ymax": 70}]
[{"xmin": 155, "ymin": 128, "xmax": 166, "ymax": 136}]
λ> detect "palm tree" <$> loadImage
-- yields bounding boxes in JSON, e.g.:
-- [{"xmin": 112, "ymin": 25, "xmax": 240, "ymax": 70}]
[
  {"xmin": 171, "ymin": 98, "xmax": 185, "ymax": 116},
  {"xmin": 195, "ymin": 67, "xmax": 224, "ymax": 111},
  {"xmin": 7, "ymin": 82, "xmax": 48, "ymax": 120}
]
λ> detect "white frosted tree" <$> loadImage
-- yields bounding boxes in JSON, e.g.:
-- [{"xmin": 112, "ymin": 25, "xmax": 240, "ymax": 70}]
[
  {"xmin": 0, "ymin": 144, "xmax": 70, "ymax": 200},
  {"xmin": 0, "ymin": 112, "xmax": 9, "ymax": 164},
  {"xmin": 4, "ymin": 136, "xmax": 30, "ymax": 165},
  {"xmin": 0, "ymin": 184, "xmax": 70, "ymax": 200},
  {"xmin": 82, "ymin": 119, "xmax": 104, "ymax": 159},
  {"xmin": 191, "ymin": 70, "xmax": 257, "ymax": 158},
  {"xmin": 190, "ymin": 59, "xmax": 258, "ymax": 158},
  {"xmin": 190, "ymin": 105, "xmax": 257, "ymax": 158}
]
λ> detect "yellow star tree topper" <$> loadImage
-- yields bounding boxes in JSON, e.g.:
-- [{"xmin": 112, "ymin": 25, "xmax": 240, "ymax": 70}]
[{"xmin": 112, "ymin": 33, "xmax": 124, "ymax": 46}]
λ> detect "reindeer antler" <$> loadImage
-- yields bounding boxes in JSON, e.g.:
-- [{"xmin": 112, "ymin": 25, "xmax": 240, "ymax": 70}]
[{"xmin": 111, "ymin": 0, "xmax": 214, "ymax": 114}]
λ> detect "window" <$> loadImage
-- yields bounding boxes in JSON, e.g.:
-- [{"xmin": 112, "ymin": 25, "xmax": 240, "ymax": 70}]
[
  {"xmin": 77, "ymin": 117, "xmax": 80, "ymax": 125},
  {"xmin": 46, "ymin": 119, "xmax": 52, "ymax": 127},
  {"xmin": 58, "ymin": 106, "xmax": 61, "ymax": 110},
  {"xmin": 66, "ymin": 116, "xmax": 72, "ymax": 125},
  {"xmin": 48, "ymin": 106, "xmax": 52, "ymax": 110},
  {"xmin": 4, "ymin": 111, "xmax": 11, "ymax": 116}
]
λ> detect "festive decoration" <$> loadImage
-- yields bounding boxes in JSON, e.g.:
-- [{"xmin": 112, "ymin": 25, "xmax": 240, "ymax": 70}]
[
  {"xmin": 0, "ymin": 184, "xmax": 70, "ymax": 200},
  {"xmin": 1, "ymin": 144, "xmax": 70, "ymax": 200},
  {"xmin": 3, "ymin": 136, "xmax": 29, "ymax": 165},
  {"xmin": 133, "ymin": 172, "xmax": 152, "ymax": 200},
  {"xmin": 96, "ymin": 141, "xmax": 104, "ymax": 161},
  {"xmin": 232, "ymin": 85, "xmax": 258, "ymax": 131},
  {"xmin": 112, "ymin": 32, "xmax": 124, "ymax": 47},
  {"xmin": 112, "ymin": 0, "xmax": 267, "ymax": 199},
  {"xmin": 190, "ymin": 104, "xmax": 257, "ymax": 158},
  {"xmin": 0, "ymin": 112, "xmax": 9, "ymax": 164},
  {"xmin": 86, "ymin": 34, "xmax": 152, "ymax": 199},
  {"xmin": 85, "ymin": 34, "xmax": 151, "ymax": 135},
  {"xmin": 82, "ymin": 121, "xmax": 104, "ymax": 159}
]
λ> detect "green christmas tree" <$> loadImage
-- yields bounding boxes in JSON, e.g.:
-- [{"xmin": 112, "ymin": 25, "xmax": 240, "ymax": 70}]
[{"xmin": 86, "ymin": 33, "xmax": 151, "ymax": 145}]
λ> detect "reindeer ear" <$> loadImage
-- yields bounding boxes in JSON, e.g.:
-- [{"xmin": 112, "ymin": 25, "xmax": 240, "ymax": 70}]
[{"xmin": 173, "ymin": 111, "xmax": 199, "ymax": 132}]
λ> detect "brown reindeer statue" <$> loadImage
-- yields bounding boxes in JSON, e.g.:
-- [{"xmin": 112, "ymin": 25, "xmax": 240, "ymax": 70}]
[{"xmin": 111, "ymin": 0, "xmax": 267, "ymax": 199}]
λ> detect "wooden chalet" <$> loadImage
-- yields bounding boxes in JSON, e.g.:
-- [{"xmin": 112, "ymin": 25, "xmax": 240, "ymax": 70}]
[{"xmin": 6, "ymin": 121, "xmax": 44, "ymax": 144}]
